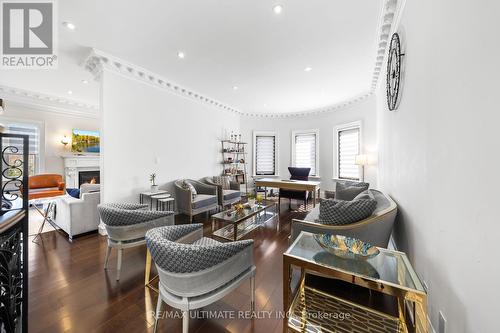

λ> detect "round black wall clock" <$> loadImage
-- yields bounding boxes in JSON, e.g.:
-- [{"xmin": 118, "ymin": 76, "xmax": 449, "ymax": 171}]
[{"xmin": 386, "ymin": 33, "xmax": 404, "ymax": 111}]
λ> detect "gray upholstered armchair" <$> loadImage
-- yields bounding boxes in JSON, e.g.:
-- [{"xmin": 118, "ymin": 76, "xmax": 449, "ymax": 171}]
[
  {"xmin": 174, "ymin": 179, "xmax": 218, "ymax": 222},
  {"xmin": 202, "ymin": 176, "xmax": 241, "ymax": 208},
  {"xmin": 146, "ymin": 224, "xmax": 255, "ymax": 333},
  {"xmin": 98, "ymin": 203, "xmax": 174, "ymax": 280},
  {"xmin": 290, "ymin": 190, "xmax": 397, "ymax": 248}
]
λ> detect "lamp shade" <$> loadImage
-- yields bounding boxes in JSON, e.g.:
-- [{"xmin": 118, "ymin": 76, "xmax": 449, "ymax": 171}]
[{"xmin": 355, "ymin": 154, "xmax": 368, "ymax": 166}]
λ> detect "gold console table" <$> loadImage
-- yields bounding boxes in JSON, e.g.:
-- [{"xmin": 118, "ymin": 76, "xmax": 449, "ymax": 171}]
[{"xmin": 283, "ymin": 232, "xmax": 428, "ymax": 333}]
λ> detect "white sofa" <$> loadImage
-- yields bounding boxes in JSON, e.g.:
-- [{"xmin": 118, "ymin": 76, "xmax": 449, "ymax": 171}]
[{"xmin": 55, "ymin": 184, "xmax": 101, "ymax": 240}]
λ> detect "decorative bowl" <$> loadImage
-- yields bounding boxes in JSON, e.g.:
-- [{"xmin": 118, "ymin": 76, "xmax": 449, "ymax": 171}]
[{"xmin": 313, "ymin": 234, "xmax": 380, "ymax": 260}]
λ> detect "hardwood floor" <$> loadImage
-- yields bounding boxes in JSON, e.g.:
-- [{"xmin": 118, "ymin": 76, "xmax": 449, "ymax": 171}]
[{"xmin": 28, "ymin": 201, "xmax": 309, "ymax": 333}]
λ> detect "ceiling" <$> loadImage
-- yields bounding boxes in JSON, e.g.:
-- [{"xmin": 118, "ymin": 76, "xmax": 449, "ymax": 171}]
[{"xmin": 0, "ymin": 0, "xmax": 383, "ymax": 115}]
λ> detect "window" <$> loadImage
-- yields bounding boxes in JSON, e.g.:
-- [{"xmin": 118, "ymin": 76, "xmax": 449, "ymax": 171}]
[
  {"xmin": 253, "ymin": 131, "xmax": 278, "ymax": 176},
  {"xmin": 3, "ymin": 123, "xmax": 40, "ymax": 176},
  {"xmin": 292, "ymin": 129, "xmax": 319, "ymax": 176},
  {"xmin": 335, "ymin": 122, "xmax": 361, "ymax": 180}
]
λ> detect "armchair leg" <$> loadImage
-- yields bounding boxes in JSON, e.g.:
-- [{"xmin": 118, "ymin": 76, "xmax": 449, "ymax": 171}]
[
  {"xmin": 116, "ymin": 248, "xmax": 123, "ymax": 281},
  {"xmin": 104, "ymin": 245, "xmax": 112, "ymax": 270},
  {"xmin": 250, "ymin": 275, "xmax": 255, "ymax": 311},
  {"xmin": 182, "ymin": 310, "xmax": 189, "ymax": 333},
  {"xmin": 154, "ymin": 295, "xmax": 163, "ymax": 333}
]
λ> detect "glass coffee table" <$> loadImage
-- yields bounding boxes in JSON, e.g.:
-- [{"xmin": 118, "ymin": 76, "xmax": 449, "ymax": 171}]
[
  {"xmin": 211, "ymin": 200, "xmax": 278, "ymax": 241},
  {"xmin": 283, "ymin": 232, "xmax": 428, "ymax": 333}
]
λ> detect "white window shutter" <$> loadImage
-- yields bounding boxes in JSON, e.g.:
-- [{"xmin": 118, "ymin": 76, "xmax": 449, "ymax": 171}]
[
  {"xmin": 4, "ymin": 124, "xmax": 39, "ymax": 155},
  {"xmin": 255, "ymin": 136, "xmax": 276, "ymax": 175},
  {"xmin": 338, "ymin": 128, "xmax": 360, "ymax": 180},
  {"xmin": 294, "ymin": 133, "xmax": 317, "ymax": 176}
]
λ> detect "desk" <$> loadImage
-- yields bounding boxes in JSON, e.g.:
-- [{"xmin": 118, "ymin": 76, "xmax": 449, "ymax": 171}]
[{"xmin": 254, "ymin": 178, "xmax": 321, "ymax": 208}]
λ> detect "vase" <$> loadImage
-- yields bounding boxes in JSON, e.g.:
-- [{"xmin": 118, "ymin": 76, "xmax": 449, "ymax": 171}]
[
  {"xmin": 151, "ymin": 185, "xmax": 159, "ymax": 193},
  {"xmin": 248, "ymin": 199, "xmax": 256, "ymax": 207}
]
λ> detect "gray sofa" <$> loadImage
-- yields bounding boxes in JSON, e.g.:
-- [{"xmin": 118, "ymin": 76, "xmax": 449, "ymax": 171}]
[
  {"xmin": 202, "ymin": 176, "xmax": 241, "ymax": 208},
  {"xmin": 174, "ymin": 179, "xmax": 218, "ymax": 222},
  {"xmin": 290, "ymin": 189, "xmax": 397, "ymax": 248}
]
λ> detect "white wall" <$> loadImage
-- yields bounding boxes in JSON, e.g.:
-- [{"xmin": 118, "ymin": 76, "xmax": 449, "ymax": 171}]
[
  {"xmin": 376, "ymin": 1, "xmax": 500, "ymax": 332},
  {"xmin": 100, "ymin": 70, "xmax": 240, "ymax": 203},
  {"xmin": 240, "ymin": 96, "xmax": 378, "ymax": 191},
  {"xmin": 0, "ymin": 102, "xmax": 99, "ymax": 175}
]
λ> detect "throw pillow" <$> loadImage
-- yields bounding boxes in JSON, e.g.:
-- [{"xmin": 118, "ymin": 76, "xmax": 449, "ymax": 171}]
[
  {"xmin": 318, "ymin": 198, "xmax": 377, "ymax": 226},
  {"xmin": 213, "ymin": 176, "xmax": 230, "ymax": 190},
  {"xmin": 334, "ymin": 181, "xmax": 369, "ymax": 201},
  {"xmin": 182, "ymin": 180, "xmax": 197, "ymax": 200},
  {"xmin": 353, "ymin": 189, "xmax": 374, "ymax": 201}
]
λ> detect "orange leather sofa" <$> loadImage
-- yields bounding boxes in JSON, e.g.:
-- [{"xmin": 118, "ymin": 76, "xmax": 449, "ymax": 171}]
[{"xmin": 27, "ymin": 174, "xmax": 66, "ymax": 200}]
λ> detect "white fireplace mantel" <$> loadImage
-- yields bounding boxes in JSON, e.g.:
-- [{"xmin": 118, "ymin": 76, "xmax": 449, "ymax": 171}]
[{"xmin": 62, "ymin": 154, "xmax": 100, "ymax": 188}]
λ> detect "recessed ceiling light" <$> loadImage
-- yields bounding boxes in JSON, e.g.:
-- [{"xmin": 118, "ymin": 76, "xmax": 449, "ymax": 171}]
[
  {"xmin": 81, "ymin": 80, "xmax": 88, "ymax": 84},
  {"xmin": 273, "ymin": 4, "xmax": 283, "ymax": 14},
  {"xmin": 67, "ymin": 90, "xmax": 73, "ymax": 95},
  {"xmin": 62, "ymin": 22, "xmax": 76, "ymax": 30},
  {"xmin": 304, "ymin": 67, "xmax": 312, "ymax": 72},
  {"xmin": 177, "ymin": 51, "xmax": 185, "ymax": 59},
  {"xmin": 233, "ymin": 86, "xmax": 239, "ymax": 90}
]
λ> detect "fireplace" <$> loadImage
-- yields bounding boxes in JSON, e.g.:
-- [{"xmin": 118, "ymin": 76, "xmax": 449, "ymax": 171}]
[{"xmin": 78, "ymin": 170, "xmax": 100, "ymax": 187}]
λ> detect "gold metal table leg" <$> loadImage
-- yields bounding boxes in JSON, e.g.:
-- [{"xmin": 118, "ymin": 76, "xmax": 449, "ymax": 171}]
[{"xmin": 145, "ymin": 248, "xmax": 159, "ymax": 293}]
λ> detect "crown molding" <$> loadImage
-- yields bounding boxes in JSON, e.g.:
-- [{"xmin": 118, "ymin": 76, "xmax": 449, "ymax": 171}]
[
  {"xmin": 0, "ymin": 85, "xmax": 99, "ymax": 118},
  {"xmin": 370, "ymin": 0, "xmax": 405, "ymax": 92},
  {"xmin": 241, "ymin": 92, "xmax": 373, "ymax": 118},
  {"xmin": 84, "ymin": 49, "xmax": 241, "ymax": 115}
]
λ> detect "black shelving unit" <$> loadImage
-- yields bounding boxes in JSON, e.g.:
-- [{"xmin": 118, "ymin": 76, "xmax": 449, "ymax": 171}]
[{"xmin": 0, "ymin": 133, "xmax": 29, "ymax": 333}]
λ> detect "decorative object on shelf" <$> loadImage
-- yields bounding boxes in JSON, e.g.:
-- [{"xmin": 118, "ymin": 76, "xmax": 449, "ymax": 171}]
[
  {"xmin": 150, "ymin": 173, "xmax": 159, "ymax": 192},
  {"xmin": 61, "ymin": 135, "xmax": 70, "ymax": 146},
  {"xmin": 256, "ymin": 193, "xmax": 264, "ymax": 205},
  {"xmin": 234, "ymin": 202, "xmax": 245, "ymax": 215},
  {"xmin": 386, "ymin": 32, "xmax": 405, "ymax": 111},
  {"xmin": 313, "ymin": 234, "xmax": 380, "ymax": 260}
]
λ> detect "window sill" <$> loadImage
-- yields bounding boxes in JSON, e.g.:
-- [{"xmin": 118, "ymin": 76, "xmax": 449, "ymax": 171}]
[
  {"xmin": 253, "ymin": 175, "xmax": 280, "ymax": 178},
  {"xmin": 332, "ymin": 178, "xmax": 362, "ymax": 182}
]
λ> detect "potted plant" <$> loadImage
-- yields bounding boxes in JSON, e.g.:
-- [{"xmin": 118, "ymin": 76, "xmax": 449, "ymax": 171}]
[
  {"xmin": 256, "ymin": 193, "xmax": 264, "ymax": 206},
  {"xmin": 150, "ymin": 173, "xmax": 159, "ymax": 192},
  {"xmin": 247, "ymin": 192, "xmax": 256, "ymax": 207}
]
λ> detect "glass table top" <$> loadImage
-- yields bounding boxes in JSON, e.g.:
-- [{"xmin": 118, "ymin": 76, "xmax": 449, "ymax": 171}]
[
  {"xmin": 286, "ymin": 232, "xmax": 425, "ymax": 293},
  {"xmin": 211, "ymin": 200, "xmax": 276, "ymax": 224}
]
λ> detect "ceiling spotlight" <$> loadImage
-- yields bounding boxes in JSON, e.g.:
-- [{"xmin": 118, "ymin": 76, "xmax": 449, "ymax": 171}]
[
  {"xmin": 177, "ymin": 51, "xmax": 185, "ymax": 59},
  {"xmin": 304, "ymin": 67, "xmax": 312, "ymax": 72},
  {"xmin": 273, "ymin": 4, "xmax": 283, "ymax": 14},
  {"xmin": 67, "ymin": 90, "xmax": 73, "ymax": 95},
  {"xmin": 81, "ymin": 79, "xmax": 88, "ymax": 84},
  {"xmin": 233, "ymin": 86, "xmax": 239, "ymax": 90},
  {"xmin": 62, "ymin": 22, "xmax": 76, "ymax": 30}
]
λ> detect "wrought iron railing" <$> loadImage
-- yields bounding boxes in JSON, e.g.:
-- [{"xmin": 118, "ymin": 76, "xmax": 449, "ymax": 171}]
[{"xmin": 0, "ymin": 133, "xmax": 28, "ymax": 333}]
